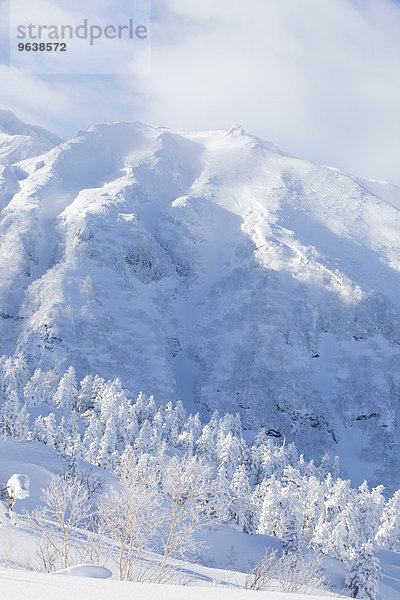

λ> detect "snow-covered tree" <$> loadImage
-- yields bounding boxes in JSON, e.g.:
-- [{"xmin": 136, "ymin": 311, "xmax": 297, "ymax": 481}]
[
  {"xmin": 98, "ymin": 453, "xmax": 161, "ymax": 581},
  {"xmin": 24, "ymin": 368, "xmax": 46, "ymax": 406},
  {"xmin": 178, "ymin": 429, "xmax": 195, "ymax": 455},
  {"xmin": 257, "ymin": 476, "xmax": 285, "ymax": 537},
  {"xmin": 32, "ymin": 415, "xmax": 47, "ymax": 443},
  {"xmin": 76, "ymin": 375, "xmax": 94, "ymax": 412},
  {"xmin": 134, "ymin": 420, "xmax": 153, "ymax": 454},
  {"xmin": 197, "ymin": 424, "xmax": 217, "ymax": 463},
  {"xmin": 344, "ymin": 541, "xmax": 381, "ymax": 600},
  {"xmin": 2, "ymin": 356, "xmax": 29, "ymax": 398},
  {"xmin": 218, "ymin": 431, "xmax": 244, "ymax": 477},
  {"xmin": 91, "ymin": 374, "xmax": 105, "ymax": 412},
  {"xmin": 260, "ymin": 439, "xmax": 287, "ymax": 480},
  {"xmin": 281, "ymin": 496, "xmax": 303, "ymax": 556},
  {"xmin": 82, "ymin": 412, "xmax": 103, "ymax": 464},
  {"xmin": 43, "ymin": 413, "xmax": 58, "ymax": 448},
  {"xmin": 42, "ymin": 370, "xmax": 60, "ymax": 405},
  {"xmin": 115, "ymin": 444, "xmax": 137, "ymax": 481},
  {"xmin": 319, "ymin": 453, "xmax": 340, "ymax": 479},
  {"xmin": 54, "ymin": 416, "xmax": 68, "ymax": 456},
  {"xmin": 132, "ymin": 391, "xmax": 148, "ymax": 425},
  {"xmin": 376, "ymin": 489, "xmax": 400, "ymax": 549},
  {"xmin": 96, "ymin": 418, "xmax": 118, "ymax": 470},
  {"xmin": 0, "ymin": 390, "xmax": 29, "ymax": 438},
  {"xmin": 54, "ymin": 366, "xmax": 78, "ymax": 411},
  {"xmin": 156, "ymin": 456, "xmax": 213, "ymax": 583},
  {"xmin": 300, "ymin": 475, "xmax": 324, "ymax": 545},
  {"xmin": 27, "ymin": 474, "xmax": 92, "ymax": 570},
  {"xmin": 356, "ymin": 482, "xmax": 384, "ymax": 546},
  {"xmin": 248, "ymin": 442, "xmax": 264, "ymax": 486},
  {"xmin": 210, "ymin": 465, "xmax": 232, "ymax": 521},
  {"xmin": 312, "ymin": 477, "xmax": 357, "ymax": 560},
  {"xmin": 65, "ymin": 411, "xmax": 83, "ymax": 459},
  {"xmin": 184, "ymin": 413, "xmax": 202, "ymax": 442},
  {"xmin": 145, "ymin": 394, "xmax": 157, "ymax": 422},
  {"xmin": 230, "ymin": 464, "xmax": 256, "ymax": 533}
]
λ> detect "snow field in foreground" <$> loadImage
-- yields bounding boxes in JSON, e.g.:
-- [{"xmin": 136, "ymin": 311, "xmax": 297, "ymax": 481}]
[{"xmin": 0, "ymin": 567, "xmax": 340, "ymax": 600}]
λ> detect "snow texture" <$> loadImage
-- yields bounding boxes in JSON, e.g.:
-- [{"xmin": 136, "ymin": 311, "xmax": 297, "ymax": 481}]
[
  {"xmin": 0, "ymin": 567, "xmax": 339, "ymax": 600},
  {"xmin": 55, "ymin": 565, "xmax": 112, "ymax": 579}
]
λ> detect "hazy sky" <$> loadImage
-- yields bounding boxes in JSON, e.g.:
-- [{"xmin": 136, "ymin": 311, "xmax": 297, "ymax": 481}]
[{"xmin": 0, "ymin": 0, "xmax": 399, "ymax": 185}]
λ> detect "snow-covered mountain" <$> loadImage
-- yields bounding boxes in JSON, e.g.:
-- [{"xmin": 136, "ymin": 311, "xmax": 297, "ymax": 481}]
[
  {"xmin": 1, "ymin": 112, "xmax": 400, "ymax": 488},
  {"xmin": 0, "ymin": 109, "xmax": 62, "ymax": 165}
]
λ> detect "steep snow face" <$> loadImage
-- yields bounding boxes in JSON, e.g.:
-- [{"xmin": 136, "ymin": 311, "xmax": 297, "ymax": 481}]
[
  {"xmin": 0, "ymin": 110, "xmax": 62, "ymax": 214},
  {"xmin": 0, "ymin": 110, "xmax": 62, "ymax": 165},
  {"xmin": 1, "ymin": 115, "xmax": 400, "ymax": 487}
]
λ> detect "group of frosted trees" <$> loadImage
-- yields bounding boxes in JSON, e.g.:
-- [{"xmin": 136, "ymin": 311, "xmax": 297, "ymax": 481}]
[
  {"xmin": 27, "ymin": 454, "xmax": 216, "ymax": 583},
  {"xmin": 0, "ymin": 355, "xmax": 398, "ymax": 597}
]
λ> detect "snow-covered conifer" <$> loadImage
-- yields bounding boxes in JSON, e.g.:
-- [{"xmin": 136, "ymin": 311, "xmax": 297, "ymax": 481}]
[
  {"xmin": 219, "ymin": 412, "xmax": 241, "ymax": 437},
  {"xmin": 344, "ymin": 541, "xmax": 381, "ymax": 600},
  {"xmin": 312, "ymin": 477, "xmax": 356, "ymax": 559},
  {"xmin": 134, "ymin": 419, "xmax": 153, "ymax": 454},
  {"xmin": 356, "ymin": 482, "xmax": 384, "ymax": 546},
  {"xmin": 248, "ymin": 443, "xmax": 264, "ymax": 486},
  {"xmin": 376, "ymin": 489, "xmax": 400, "ymax": 549},
  {"xmin": 218, "ymin": 431, "xmax": 244, "ymax": 477},
  {"xmin": 2, "ymin": 356, "xmax": 29, "ymax": 398},
  {"xmin": 32, "ymin": 415, "xmax": 46, "ymax": 443},
  {"xmin": 257, "ymin": 476, "xmax": 284, "ymax": 537},
  {"xmin": 124, "ymin": 409, "xmax": 139, "ymax": 446},
  {"xmin": 96, "ymin": 418, "xmax": 118, "ymax": 470},
  {"xmin": 82, "ymin": 412, "xmax": 103, "ymax": 463},
  {"xmin": 0, "ymin": 390, "xmax": 29, "ymax": 438},
  {"xmin": 281, "ymin": 495, "xmax": 303, "ymax": 556},
  {"xmin": 91, "ymin": 374, "xmax": 106, "ymax": 413},
  {"xmin": 197, "ymin": 424, "xmax": 217, "ymax": 463},
  {"xmin": 77, "ymin": 374, "xmax": 94, "ymax": 412},
  {"xmin": 173, "ymin": 399, "xmax": 186, "ymax": 431},
  {"xmin": 210, "ymin": 466, "xmax": 232, "ymax": 521},
  {"xmin": 54, "ymin": 366, "xmax": 78, "ymax": 411},
  {"xmin": 184, "ymin": 413, "xmax": 202, "ymax": 442},
  {"xmin": 145, "ymin": 395, "xmax": 157, "ymax": 422},
  {"xmin": 230, "ymin": 464, "xmax": 256, "ymax": 533},
  {"xmin": 43, "ymin": 413, "xmax": 58, "ymax": 448},
  {"xmin": 301, "ymin": 475, "xmax": 324, "ymax": 545},
  {"xmin": 2, "ymin": 356, "xmax": 20, "ymax": 397},
  {"xmin": 65, "ymin": 411, "xmax": 83, "ymax": 458},
  {"xmin": 115, "ymin": 444, "xmax": 137, "ymax": 481},
  {"xmin": 178, "ymin": 430, "xmax": 195, "ymax": 455},
  {"xmin": 132, "ymin": 391, "xmax": 148, "ymax": 425},
  {"xmin": 54, "ymin": 416, "xmax": 68, "ymax": 456},
  {"xmin": 24, "ymin": 368, "xmax": 45, "ymax": 406},
  {"xmin": 320, "ymin": 453, "xmax": 340, "ymax": 479},
  {"xmin": 42, "ymin": 370, "xmax": 60, "ymax": 405}
]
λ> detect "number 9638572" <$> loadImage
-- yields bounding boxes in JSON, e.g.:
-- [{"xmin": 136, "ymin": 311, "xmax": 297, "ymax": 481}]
[{"xmin": 18, "ymin": 42, "xmax": 67, "ymax": 51}]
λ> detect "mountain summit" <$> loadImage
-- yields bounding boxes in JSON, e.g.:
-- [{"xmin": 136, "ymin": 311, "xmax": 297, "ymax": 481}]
[{"xmin": 0, "ymin": 109, "xmax": 62, "ymax": 164}]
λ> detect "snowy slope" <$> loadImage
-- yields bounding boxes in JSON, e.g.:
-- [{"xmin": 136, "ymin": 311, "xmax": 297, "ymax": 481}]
[
  {"xmin": 0, "ymin": 110, "xmax": 62, "ymax": 216},
  {"xmin": 2, "ymin": 437, "xmax": 400, "ymax": 600},
  {"xmin": 1, "ymin": 113, "xmax": 400, "ymax": 488},
  {"xmin": 0, "ymin": 567, "xmax": 342, "ymax": 600}
]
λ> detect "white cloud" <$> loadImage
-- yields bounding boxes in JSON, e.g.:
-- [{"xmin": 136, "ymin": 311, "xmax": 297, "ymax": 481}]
[
  {"xmin": 142, "ymin": 0, "xmax": 400, "ymax": 184},
  {"xmin": 0, "ymin": 0, "xmax": 399, "ymax": 185}
]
